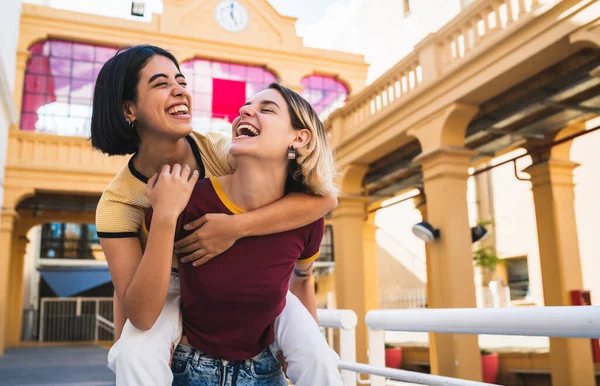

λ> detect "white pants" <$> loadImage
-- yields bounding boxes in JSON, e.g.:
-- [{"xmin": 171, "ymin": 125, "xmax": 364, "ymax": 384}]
[{"xmin": 108, "ymin": 274, "xmax": 342, "ymax": 386}]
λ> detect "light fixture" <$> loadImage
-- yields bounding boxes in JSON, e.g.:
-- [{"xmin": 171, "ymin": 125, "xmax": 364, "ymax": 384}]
[
  {"xmin": 412, "ymin": 221, "xmax": 440, "ymax": 243},
  {"xmin": 131, "ymin": 1, "xmax": 145, "ymax": 17},
  {"xmin": 412, "ymin": 222, "xmax": 489, "ymax": 244},
  {"xmin": 471, "ymin": 225, "xmax": 489, "ymax": 243}
]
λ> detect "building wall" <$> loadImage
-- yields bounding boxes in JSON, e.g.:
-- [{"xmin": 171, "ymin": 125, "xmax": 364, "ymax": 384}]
[
  {"xmin": 0, "ymin": 0, "xmax": 21, "ymax": 218},
  {"xmin": 572, "ymin": 129, "xmax": 600, "ymax": 304},
  {"xmin": 378, "ymin": 127, "xmax": 600, "ymax": 308}
]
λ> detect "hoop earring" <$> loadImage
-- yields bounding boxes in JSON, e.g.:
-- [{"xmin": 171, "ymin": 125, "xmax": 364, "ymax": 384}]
[
  {"xmin": 287, "ymin": 145, "xmax": 297, "ymax": 160},
  {"xmin": 125, "ymin": 118, "xmax": 135, "ymax": 129}
]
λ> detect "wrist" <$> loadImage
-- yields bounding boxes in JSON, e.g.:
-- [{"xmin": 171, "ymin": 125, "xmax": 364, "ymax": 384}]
[
  {"xmin": 236, "ymin": 213, "xmax": 252, "ymax": 238},
  {"xmin": 151, "ymin": 212, "xmax": 179, "ymax": 227}
]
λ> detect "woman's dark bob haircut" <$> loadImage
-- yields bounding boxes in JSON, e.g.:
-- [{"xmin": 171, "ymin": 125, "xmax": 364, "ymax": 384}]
[{"xmin": 90, "ymin": 45, "xmax": 180, "ymax": 156}]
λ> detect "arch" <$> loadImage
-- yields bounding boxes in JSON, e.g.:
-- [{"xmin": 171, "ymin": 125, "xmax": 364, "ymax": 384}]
[
  {"xmin": 300, "ymin": 74, "xmax": 349, "ymax": 121},
  {"xmin": 407, "ymin": 103, "xmax": 478, "ymax": 154},
  {"xmin": 336, "ymin": 163, "xmax": 369, "ymax": 195},
  {"xmin": 179, "ymin": 57, "xmax": 278, "ymax": 136}
]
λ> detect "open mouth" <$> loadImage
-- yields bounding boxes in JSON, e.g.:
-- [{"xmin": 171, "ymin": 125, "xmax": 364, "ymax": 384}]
[
  {"xmin": 236, "ymin": 123, "xmax": 260, "ymax": 139},
  {"xmin": 167, "ymin": 104, "xmax": 189, "ymax": 117}
]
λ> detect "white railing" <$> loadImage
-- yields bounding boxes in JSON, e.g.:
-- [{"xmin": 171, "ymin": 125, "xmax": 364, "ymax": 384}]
[
  {"xmin": 39, "ymin": 297, "xmax": 113, "ymax": 342},
  {"xmin": 380, "ymin": 285, "xmax": 511, "ymax": 310},
  {"xmin": 356, "ymin": 306, "xmax": 600, "ymax": 386},
  {"xmin": 95, "ymin": 314, "xmax": 115, "ymax": 341},
  {"xmin": 317, "ymin": 309, "xmax": 359, "ymax": 386}
]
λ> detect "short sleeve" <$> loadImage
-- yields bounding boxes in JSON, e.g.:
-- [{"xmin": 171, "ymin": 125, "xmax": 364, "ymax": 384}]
[
  {"xmin": 96, "ymin": 192, "xmax": 145, "ymax": 238},
  {"xmin": 298, "ymin": 217, "xmax": 325, "ymax": 263},
  {"xmin": 196, "ymin": 131, "xmax": 237, "ymax": 176}
]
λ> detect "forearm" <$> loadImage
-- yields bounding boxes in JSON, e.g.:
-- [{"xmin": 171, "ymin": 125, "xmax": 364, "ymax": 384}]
[
  {"xmin": 113, "ymin": 291, "xmax": 125, "ymax": 340},
  {"xmin": 290, "ymin": 278, "xmax": 318, "ymax": 322},
  {"xmin": 124, "ymin": 215, "xmax": 177, "ymax": 330},
  {"xmin": 239, "ymin": 193, "xmax": 337, "ymax": 237}
]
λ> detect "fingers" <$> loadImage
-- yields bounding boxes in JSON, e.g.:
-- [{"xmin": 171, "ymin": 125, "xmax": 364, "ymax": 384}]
[
  {"xmin": 173, "ymin": 232, "xmax": 198, "ymax": 249},
  {"xmin": 171, "ymin": 163, "xmax": 182, "ymax": 177},
  {"xmin": 191, "ymin": 253, "xmax": 216, "ymax": 267},
  {"xmin": 161, "ymin": 164, "xmax": 171, "ymax": 175},
  {"xmin": 180, "ymin": 164, "xmax": 191, "ymax": 181},
  {"xmin": 188, "ymin": 169, "xmax": 200, "ymax": 185},
  {"xmin": 183, "ymin": 215, "xmax": 208, "ymax": 231},
  {"xmin": 146, "ymin": 173, "xmax": 158, "ymax": 193},
  {"xmin": 175, "ymin": 240, "xmax": 203, "ymax": 255},
  {"xmin": 179, "ymin": 249, "xmax": 207, "ymax": 264}
]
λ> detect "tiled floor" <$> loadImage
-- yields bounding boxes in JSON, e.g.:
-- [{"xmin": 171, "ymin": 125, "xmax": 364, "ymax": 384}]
[{"xmin": 0, "ymin": 346, "xmax": 115, "ymax": 386}]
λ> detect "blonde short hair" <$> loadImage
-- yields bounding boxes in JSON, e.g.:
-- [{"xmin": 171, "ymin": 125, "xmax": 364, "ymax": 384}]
[{"xmin": 267, "ymin": 83, "xmax": 338, "ymax": 196}]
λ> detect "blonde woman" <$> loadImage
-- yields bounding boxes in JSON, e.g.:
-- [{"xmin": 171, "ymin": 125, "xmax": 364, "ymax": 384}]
[
  {"xmin": 145, "ymin": 83, "xmax": 341, "ymax": 385},
  {"xmin": 91, "ymin": 46, "xmax": 339, "ymax": 386}
]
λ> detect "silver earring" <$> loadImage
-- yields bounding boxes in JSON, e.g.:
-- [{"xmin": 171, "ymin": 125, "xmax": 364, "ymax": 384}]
[
  {"xmin": 126, "ymin": 118, "xmax": 135, "ymax": 129},
  {"xmin": 287, "ymin": 145, "xmax": 297, "ymax": 160}
]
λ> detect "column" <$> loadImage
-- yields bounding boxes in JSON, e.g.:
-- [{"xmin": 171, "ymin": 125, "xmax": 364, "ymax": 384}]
[
  {"xmin": 0, "ymin": 210, "xmax": 18, "ymax": 355},
  {"xmin": 524, "ymin": 158, "xmax": 595, "ymax": 386},
  {"xmin": 332, "ymin": 196, "xmax": 379, "ymax": 364},
  {"xmin": 5, "ymin": 234, "xmax": 29, "ymax": 347},
  {"xmin": 412, "ymin": 146, "xmax": 482, "ymax": 381}
]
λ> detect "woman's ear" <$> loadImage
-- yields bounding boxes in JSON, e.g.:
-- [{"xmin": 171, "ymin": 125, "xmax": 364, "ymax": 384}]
[
  {"xmin": 292, "ymin": 129, "xmax": 312, "ymax": 150},
  {"xmin": 123, "ymin": 101, "xmax": 137, "ymax": 124}
]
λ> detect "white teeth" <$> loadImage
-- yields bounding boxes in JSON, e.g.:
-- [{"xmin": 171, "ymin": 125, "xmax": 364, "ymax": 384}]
[
  {"xmin": 167, "ymin": 105, "xmax": 188, "ymax": 114},
  {"xmin": 236, "ymin": 124, "xmax": 259, "ymax": 137}
]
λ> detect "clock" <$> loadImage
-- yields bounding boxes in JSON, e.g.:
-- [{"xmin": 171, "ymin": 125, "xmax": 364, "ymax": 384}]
[{"xmin": 215, "ymin": 0, "xmax": 249, "ymax": 32}]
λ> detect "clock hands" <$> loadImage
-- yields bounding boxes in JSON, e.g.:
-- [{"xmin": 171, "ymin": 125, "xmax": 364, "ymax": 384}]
[{"xmin": 230, "ymin": 2, "xmax": 238, "ymax": 26}]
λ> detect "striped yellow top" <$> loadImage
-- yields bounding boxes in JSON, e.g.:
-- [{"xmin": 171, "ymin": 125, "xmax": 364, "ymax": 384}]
[{"xmin": 96, "ymin": 131, "xmax": 234, "ymax": 240}]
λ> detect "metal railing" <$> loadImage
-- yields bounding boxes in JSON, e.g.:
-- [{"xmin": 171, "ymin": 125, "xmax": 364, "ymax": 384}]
[
  {"xmin": 317, "ymin": 309, "xmax": 359, "ymax": 386},
  {"xmin": 39, "ymin": 297, "xmax": 113, "ymax": 342},
  {"xmin": 347, "ymin": 306, "xmax": 600, "ymax": 386},
  {"xmin": 380, "ymin": 285, "xmax": 511, "ymax": 310}
]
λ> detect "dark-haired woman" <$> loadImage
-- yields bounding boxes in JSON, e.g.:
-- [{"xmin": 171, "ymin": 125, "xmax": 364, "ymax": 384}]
[{"xmin": 91, "ymin": 46, "xmax": 341, "ymax": 385}]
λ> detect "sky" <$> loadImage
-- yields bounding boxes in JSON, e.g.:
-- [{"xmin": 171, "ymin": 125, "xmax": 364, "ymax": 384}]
[{"xmin": 23, "ymin": 0, "xmax": 353, "ymax": 50}]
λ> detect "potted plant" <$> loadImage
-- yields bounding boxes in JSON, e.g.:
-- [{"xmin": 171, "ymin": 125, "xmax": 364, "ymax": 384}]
[
  {"xmin": 481, "ymin": 349, "xmax": 499, "ymax": 383},
  {"xmin": 473, "ymin": 247, "xmax": 500, "ymax": 285},
  {"xmin": 384, "ymin": 343, "xmax": 402, "ymax": 369}
]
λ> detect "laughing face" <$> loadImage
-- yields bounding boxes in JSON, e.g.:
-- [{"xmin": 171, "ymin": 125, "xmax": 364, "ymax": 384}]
[
  {"xmin": 123, "ymin": 55, "xmax": 193, "ymax": 139},
  {"xmin": 229, "ymin": 88, "xmax": 302, "ymax": 162}
]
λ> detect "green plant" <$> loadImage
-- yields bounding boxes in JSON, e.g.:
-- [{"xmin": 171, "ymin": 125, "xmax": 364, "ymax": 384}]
[
  {"xmin": 481, "ymin": 349, "xmax": 492, "ymax": 356},
  {"xmin": 473, "ymin": 247, "xmax": 500, "ymax": 271},
  {"xmin": 477, "ymin": 220, "xmax": 494, "ymax": 228},
  {"xmin": 385, "ymin": 343, "xmax": 395, "ymax": 349}
]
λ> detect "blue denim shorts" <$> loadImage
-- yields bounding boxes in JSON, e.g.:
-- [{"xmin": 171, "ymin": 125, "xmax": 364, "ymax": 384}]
[{"xmin": 171, "ymin": 344, "xmax": 287, "ymax": 386}]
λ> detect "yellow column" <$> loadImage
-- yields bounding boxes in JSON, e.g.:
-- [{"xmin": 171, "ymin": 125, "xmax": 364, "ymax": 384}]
[
  {"xmin": 5, "ymin": 234, "xmax": 29, "ymax": 348},
  {"xmin": 0, "ymin": 210, "xmax": 18, "ymax": 355},
  {"xmin": 332, "ymin": 196, "xmax": 379, "ymax": 364},
  {"xmin": 13, "ymin": 50, "xmax": 30, "ymax": 125},
  {"xmin": 412, "ymin": 146, "xmax": 482, "ymax": 381},
  {"xmin": 524, "ymin": 158, "xmax": 595, "ymax": 386}
]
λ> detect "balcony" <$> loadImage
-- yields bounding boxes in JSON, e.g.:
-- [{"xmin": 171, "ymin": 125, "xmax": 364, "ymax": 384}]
[{"xmin": 4, "ymin": 130, "xmax": 127, "ymax": 203}]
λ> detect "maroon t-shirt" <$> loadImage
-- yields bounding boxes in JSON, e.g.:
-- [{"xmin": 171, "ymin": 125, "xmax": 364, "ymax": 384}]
[{"xmin": 145, "ymin": 177, "xmax": 323, "ymax": 360}]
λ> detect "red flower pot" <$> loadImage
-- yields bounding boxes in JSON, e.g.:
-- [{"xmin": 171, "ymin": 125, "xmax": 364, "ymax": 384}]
[
  {"xmin": 481, "ymin": 352, "xmax": 499, "ymax": 383},
  {"xmin": 385, "ymin": 347, "xmax": 402, "ymax": 369}
]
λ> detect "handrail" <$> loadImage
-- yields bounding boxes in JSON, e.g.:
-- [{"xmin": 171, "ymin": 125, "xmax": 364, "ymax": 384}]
[
  {"xmin": 366, "ymin": 306, "xmax": 600, "ymax": 338},
  {"xmin": 317, "ymin": 309, "xmax": 358, "ymax": 386},
  {"xmin": 96, "ymin": 314, "xmax": 115, "ymax": 330},
  {"xmin": 363, "ymin": 306, "xmax": 599, "ymax": 386},
  {"xmin": 338, "ymin": 361, "xmax": 496, "ymax": 386}
]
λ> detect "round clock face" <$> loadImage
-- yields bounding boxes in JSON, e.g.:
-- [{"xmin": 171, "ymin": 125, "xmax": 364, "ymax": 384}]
[{"xmin": 215, "ymin": 0, "xmax": 249, "ymax": 32}]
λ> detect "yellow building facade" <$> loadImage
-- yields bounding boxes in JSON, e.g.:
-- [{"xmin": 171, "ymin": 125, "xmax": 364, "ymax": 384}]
[
  {"xmin": 323, "ymin": 0, "xmax": 600, "ymax": 384},
  {"xmin": 0, "ymin": 0, "xmax": 368, "ymax": 356},
  {"xmin": 2, "ymin": 0, "xmax": 600, "ymax": 385}
]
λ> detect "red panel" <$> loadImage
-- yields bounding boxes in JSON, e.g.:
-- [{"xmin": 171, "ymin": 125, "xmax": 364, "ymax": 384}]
[{"xmin": 212, "ymin": 78, "xmax": 245, "ymax": 122}]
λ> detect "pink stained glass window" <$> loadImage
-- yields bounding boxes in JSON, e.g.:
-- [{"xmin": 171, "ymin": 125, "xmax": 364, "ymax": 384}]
[
  {"xmin": 181, "ymin": 58, "xmax": 277, "ymax": 136},
  {"xmin": 21, "ymin": 40, "xmax": 118, "ymax": 136},
  {"xmin": 300, "ymin": 75, "xmax": 348, "ymax": 120}
]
